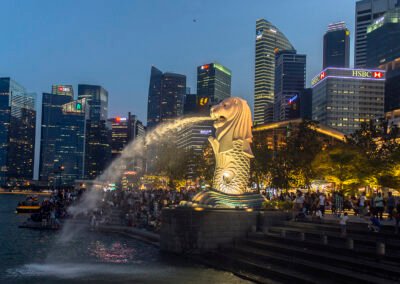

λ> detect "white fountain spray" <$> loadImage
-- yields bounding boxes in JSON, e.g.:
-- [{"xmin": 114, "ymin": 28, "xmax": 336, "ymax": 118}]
[{"xmin": 60, "ymin": 116, "xmax": 212, "ymax": 241}]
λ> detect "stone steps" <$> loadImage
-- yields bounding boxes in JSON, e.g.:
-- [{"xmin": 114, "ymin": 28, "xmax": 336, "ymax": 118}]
[
  {"xmin": 238, "ymin": 238, "xmax": 400, "ymax": 281},
  {"xmin": 200, "ymin": 219, "xmax": 400, "ymax": 283},
  {"xmin": 283, "ymin": 220, "xmax": 399, "ymax": 240},
  {"xmin": 203, "ymin": 250, "xmax": 322, "ymax": 284},
  {"xmin": 221, "ymin": 244, "xmax": 398, "ymax": 284}
]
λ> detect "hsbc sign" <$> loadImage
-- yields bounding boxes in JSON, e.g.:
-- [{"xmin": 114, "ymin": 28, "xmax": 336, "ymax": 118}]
[{"xmin": 312, "ymin": 68, "xmax": 385, "ymax": 87}]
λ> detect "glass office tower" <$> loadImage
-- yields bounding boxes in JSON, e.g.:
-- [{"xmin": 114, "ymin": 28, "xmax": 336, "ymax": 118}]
[
  {"xmin": 312, "ymin": 68, "xmax": 385, "ymax": 134},
  {"xmin": 273, "ymin": 50, "xmax": 306, "ymax": 122},
  {"xmin": 0, "ymin": 78, "xmax": 36, "ymax": 186},
  {"xmin": 355, "ymin": 0, "xmax": 398, "ymax": 67},
  {"xmin": 78, "ymin": 84, "xmax": 111, "ymax": 180},
  {"xmin": 366, "ymin": 7, "xmax": 400, "ymax": 67},
  {"xmin": 146, "ymin": 66, "xmax": 186, "ymax": 129},
  {"xmin": 39, "ymin": 92, "xmax": 87, "ymax": 186},
  {"xmin": 197, "ymin": 62, "xmax": 231, "ymax": 105},
  {"xmin": 254, "ymin": 18, "xmax": 295, "ymax": 125},
  {"xmin": 323, "ymin": 22, "xmax": 350, "ymax": 68}
]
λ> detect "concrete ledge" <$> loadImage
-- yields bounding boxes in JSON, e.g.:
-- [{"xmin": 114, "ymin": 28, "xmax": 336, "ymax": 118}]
[{"xmin": 160, "ymin": 207, "xmax": 290, "ymax": 254}]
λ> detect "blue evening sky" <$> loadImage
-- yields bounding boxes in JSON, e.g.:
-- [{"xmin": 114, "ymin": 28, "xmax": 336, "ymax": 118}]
[{"xmin": 0, "ymin": 0, "xmax": 356, "ymax": 122}]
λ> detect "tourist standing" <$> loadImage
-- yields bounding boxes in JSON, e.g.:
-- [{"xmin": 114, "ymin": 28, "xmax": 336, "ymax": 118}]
[
  {"xmin": 387, "ymin": 192, "xmax": 395, "ymax": 220},
  {"xmin": 359, "ymin": 192, "xmax": 366, "ymax": 216},
  {"xmin": 395, "ymin": 203, "xmax": 400, "ymax": 234},
  {"xmin": 318, "ymin": 193, "xmax": 326, "ymax": 216},
  {"xmin": 374, "ymin": 192, "xmax": 384, "ymax": 220},
  {"xmin": 340, "ymin": 212, "xmax": 349, "ymax": 237},
  {"xmin": 293, "ymin": 191, "xmax": 304, "ymax": 220}
]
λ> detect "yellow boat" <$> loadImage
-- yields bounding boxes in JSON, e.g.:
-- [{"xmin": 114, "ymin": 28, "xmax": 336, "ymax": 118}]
[{"xmin": 16, "ymin": 205, "xmax": 41, "ymax": 213}]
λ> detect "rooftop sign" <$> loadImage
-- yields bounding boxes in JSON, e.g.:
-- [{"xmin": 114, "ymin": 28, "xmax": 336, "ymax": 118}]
[{"xmin": 311, "ymin": 68, "xmax": 385, "ymax": 87}]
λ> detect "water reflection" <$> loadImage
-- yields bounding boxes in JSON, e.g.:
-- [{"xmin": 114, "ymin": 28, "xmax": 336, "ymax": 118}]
[{"xmin": 89, "ymin": 241, "xmax": 136, "ymax": 264}]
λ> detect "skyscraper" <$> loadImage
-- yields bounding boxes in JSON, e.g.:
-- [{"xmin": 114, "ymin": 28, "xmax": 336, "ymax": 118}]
[
  {"xmin": 383, "ymin": 60, "xmax": 400, "ymax": 112},
  {"xmin": 323, "ymin": 22, "xmax": 350, "ymax": 69},
  {"xmin": 197, "ymin": 62, "xmax": 231, "ymax": 106},
  {"xmin": 108, "ymin": 113, "xmax": 145, "ymax": 160},
  {"xmin": 254, "ymin": 18, "xmax": 295, "ymax": 125},
  {"xmin": 0, "ymin": 78, "xmax": 36, "ymax": 186},
  {"xmin": 312, "ymin": 68, "xmax": 385, "ymax": 134},
  {"xmin": 146, "ymin": 66, "xmax": 186, "ymax": 129},
  {"xmin": 78, "ymin": 84, "xmax": 111, "ymax": 180},
  {"xmin": 39, "ymin": 92, "xmax": 88, "ymax": 186},
  {"xmin": 355, "ymin": 0, "xmax": 398, "ymax": 68},
  {"xmin": 366, "ymin": 7, "xmax": 400, "ymax": 67},
  {"xmin": 273, "ymin": 50, "xmax": 306, "ymax": 122}
]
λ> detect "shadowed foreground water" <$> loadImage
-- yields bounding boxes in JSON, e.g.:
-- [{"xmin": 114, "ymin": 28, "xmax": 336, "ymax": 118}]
[{"xmin": 0, "ymin": 195, "xmax": 248, "ymax": 284}]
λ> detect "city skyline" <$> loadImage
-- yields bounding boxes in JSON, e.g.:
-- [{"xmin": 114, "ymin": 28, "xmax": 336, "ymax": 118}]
[{"xmin": 0, "ymin": 0, "xmax": 357, "ymax": 122}]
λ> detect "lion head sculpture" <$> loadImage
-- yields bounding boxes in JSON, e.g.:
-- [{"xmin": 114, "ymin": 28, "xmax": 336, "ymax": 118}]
[{"xmin": 210, "ymin": 97, "xmax": 254, "ymax": 157}]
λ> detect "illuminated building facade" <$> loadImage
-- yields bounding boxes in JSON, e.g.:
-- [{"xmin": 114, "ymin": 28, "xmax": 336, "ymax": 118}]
[
  {"xmin": 323, "ymin": 22, "xmax": 350, "ymax": 69},
  {"xmin": 0, "ymin": 78, "xmax": 36, "ymax": 186},
  {"xmin": 254, "ymin": 18, "xmax": 295, "ymax": 125},
  {"xmin": 39, "ymin": 92, "xmax": 88, "ymax": 186},
  {"xmin": 312, "ymin": 68, "xmax": 385, "ymax": 134},
  {"xmin": 147, "ymin": 66, "xmax": 186, "ymax": 128},
  {"xmin": 252, "ymin": 119, "xmax": 344, "ymax": 153},
  {"xmin": 355, "ymin": 0, "xmax": 398, "ymax": 68},
  {"xmin": 273, "ymin": 50, "xmax": 306, "ymax": 122},
  {"xmin": 366, "ymin": 7, "xmax": 400, "ymax": 67},
  {"xmin": 78, "ymin": 84, "xmax": 111, "ymax": 180},
  {"xmin": 197, "ymin": 62, "xmax": 231, "ymax": 106}
]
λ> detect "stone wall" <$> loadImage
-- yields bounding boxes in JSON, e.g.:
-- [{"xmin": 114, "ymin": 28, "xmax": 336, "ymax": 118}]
[{"xmin": 160, "ymin": 207, "xmax": 290, "ymax": 254}]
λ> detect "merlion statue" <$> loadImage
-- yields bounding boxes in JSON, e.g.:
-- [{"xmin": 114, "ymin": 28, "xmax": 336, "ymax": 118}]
[
  {"xmin": 209, "ymin": 97, "xmax": 254, "ymax": 194},
  {"xmin": 192, "ymin": 97, "xmax": 265, "ymax": 208}
]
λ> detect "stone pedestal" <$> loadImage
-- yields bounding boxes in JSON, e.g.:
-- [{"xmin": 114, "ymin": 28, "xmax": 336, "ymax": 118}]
[{"xmin": 160, "ymin": 207, "xmax": 290, "ymax": 254}]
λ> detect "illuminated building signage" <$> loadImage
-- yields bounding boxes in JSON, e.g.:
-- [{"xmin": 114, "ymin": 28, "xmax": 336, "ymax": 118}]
[
  {"xmin": 311, "ymin": 68, "xmax": 385, "ymax": 87},
  {"xmin": 58, "ymin": 86, "xmax": 71, "ymax": 92},
  {"xmin": 201, "ymin": 64, "xmax": 209, "ymax": 70},
  {"xmin": 199, "ymin": 97, "xmax": 209, "ymax": 106},
  {"xmin": 288, "ymin": 94, "xmax": 298, "ymax": 104},
  {"xmin": 76, "ymin": 102, "xmax": 82, "ymax": 110},
  {"xmin": 200, "ymin": 129, "xmax": 212, "ymax": 135}
]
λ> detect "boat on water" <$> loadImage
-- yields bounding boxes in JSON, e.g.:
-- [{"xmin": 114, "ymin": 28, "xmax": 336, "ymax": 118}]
[{"xmin": 16, "ymin": 195, "xmax": 41, "ymax": 213}]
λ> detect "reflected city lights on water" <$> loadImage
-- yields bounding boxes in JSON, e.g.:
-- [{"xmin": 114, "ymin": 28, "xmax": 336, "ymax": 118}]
[{"xmin": 88, "ymin": 241, "xmax": 136, "ymax": 263}]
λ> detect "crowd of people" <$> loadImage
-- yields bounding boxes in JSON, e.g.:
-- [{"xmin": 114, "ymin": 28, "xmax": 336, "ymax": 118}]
[
  {"xmin": 90, "ymin": 188, "xmax": 199, "ymax": 232},
  {"xmin": 290, "ymin": 190, "xmax": 400, "ymax": 234},
  {"xmin": 28, "ymin": 188, "xmax": 83, "ymax": 228}
]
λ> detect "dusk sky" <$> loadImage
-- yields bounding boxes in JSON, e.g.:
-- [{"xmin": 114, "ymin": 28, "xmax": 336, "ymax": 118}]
[{"xmin": 0, "ymin": 0, "xmax": 357, "ymax": 122}]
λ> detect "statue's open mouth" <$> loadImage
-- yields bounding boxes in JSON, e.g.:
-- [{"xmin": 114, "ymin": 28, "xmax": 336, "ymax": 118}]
[{"xmin": 216, "ymin": 116, "xmax": 226, "ymax": 123}]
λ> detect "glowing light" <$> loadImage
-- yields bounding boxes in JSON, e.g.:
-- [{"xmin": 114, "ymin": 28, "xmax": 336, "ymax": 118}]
[
  {"xmin": 201, "ymin": 64, "xmax": 209, "ymax": 70},
  {"xmin": 199, "ymin": 97, "xmax": 209, "ymax": 106}
]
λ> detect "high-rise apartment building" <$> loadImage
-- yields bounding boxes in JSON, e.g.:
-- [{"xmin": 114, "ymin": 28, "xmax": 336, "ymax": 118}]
[
  {"xmin": 78, "ymin": 84, "xmax": 111, "ymax": 180},
  {"xmin": 366, "ymin": 7, "xmax": 400, "ymax": 67},
  {"xmin": 355, "ymin": 0, "xmax": 398, "ymax": 68},
  {"xmin": 147, "ymin": 66, "xmax": 186, "ymax": 129},
  {"xmin": 273, "ymin": 50, "xmax": 306, "ymax": 122},
  {"xmin": 0, "ymin": 78, "xmax": 36, "ymax": 186},
  {"xmin": 39, "ymin": 92, "xmax": 88, "ymax": 186},
  {"xmin": 323, "ymin": 22, "xmax": 350, "ymax": 69},
  {"xmin": 312, "ymin": 68, "xmax": 385, "ymax": 134},
  {"xmin": 254, "ymin": 18, "xmax": 295, "ymax": 125}
]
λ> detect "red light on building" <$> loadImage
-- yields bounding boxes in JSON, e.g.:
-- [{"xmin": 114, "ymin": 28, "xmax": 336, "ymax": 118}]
[
  {"xmin": 320, "ymin": 72, "xmax": 326, "ymax": 79},
  {"xmin": 373, "ymin": 71, "xmax": 383, "ymax": 78},
  {"xmin": 115, "ymin": 116, "xmax": 121, "ymax": 123},
  {"xmin": 201, "ymin": 64, "xmax": 209, "ymax": 70},
  {"xmin": 58, "ymin": 86, "xmax": 63, "ymax": 92}
]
